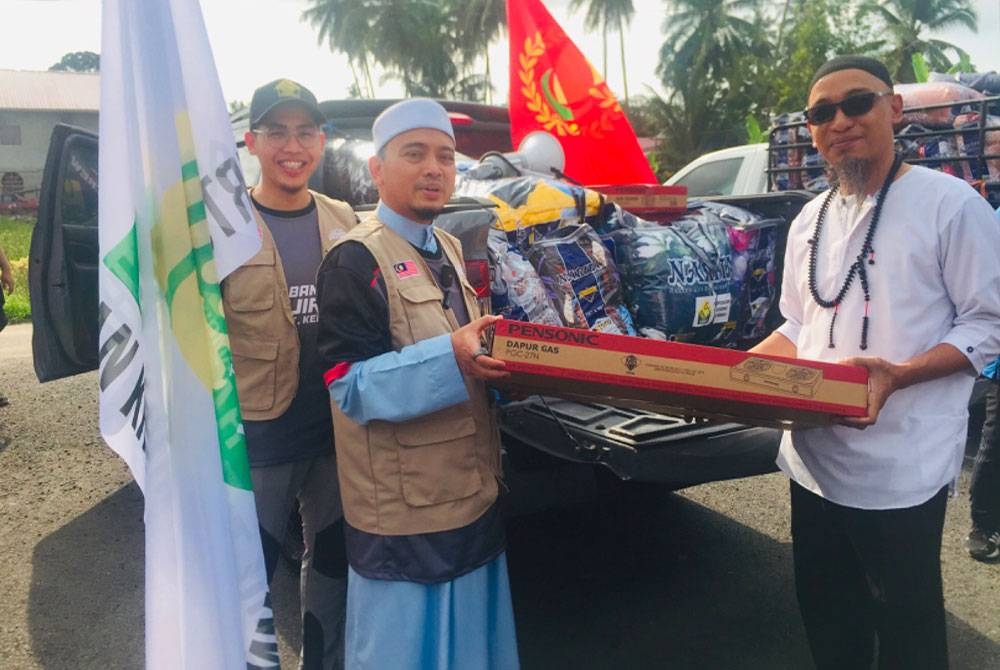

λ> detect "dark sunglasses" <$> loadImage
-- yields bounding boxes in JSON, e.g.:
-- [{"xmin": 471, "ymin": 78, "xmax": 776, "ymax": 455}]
[{"xmin": 804, "ymin": 91, "xmax": 892, "ymax": 125}]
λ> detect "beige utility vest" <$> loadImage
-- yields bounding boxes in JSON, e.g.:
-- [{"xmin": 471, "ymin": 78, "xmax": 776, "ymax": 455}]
[
  {"xmin": 331, "ymin": 219, "xmax": 501, "ymax": 536},
  {"xmin": 222, "ymin": 191, "xmax": 356, "ymax": 421}
]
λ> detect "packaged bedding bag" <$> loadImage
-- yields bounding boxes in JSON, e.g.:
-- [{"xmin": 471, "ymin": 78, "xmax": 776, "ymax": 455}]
[
  {"xmin": 487, "ymin": 229, "xmax": 562, "ymax": 326},
  {"xmin": 695, "ymin": 202, "xmax": 780, "ymax": 341},
  {"xmin": 525, "ymin": 223, "xmax": 636, "ymax": 335},
  {"xmin": 455, "ymin": 174, "xmax": 603, "ymax": 248},
  {"xmin": 608, "ymin": 201, "xmax": 778, "ymax": 344},
  {"xmin": 895, "ymin": 81, "xmax": 985, "ymax": 127},
  {"xmin": 610, "ymin": 217, "xmax": 735, "ymax": 344}
]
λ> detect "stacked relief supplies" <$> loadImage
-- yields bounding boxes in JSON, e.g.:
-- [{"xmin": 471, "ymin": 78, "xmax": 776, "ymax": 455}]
[
  {"xmin": 769, "ymin": 111, "xmax": 829, "ymax": 191},
  {"xmin": 460, "ymin": 174, "xmax": 636, "ymax": 335},
  {"xmin": 455, "ymin": 169, "xmax": 779, "ymax": 347},
  {"xmin": 770, "ymin": 77, "xmax": 1000, "ymax": 192},
  {"xmin": 598, "ymin": 200, "xmax": 778, "ymax": 345},
  {"xmin": 894, "ymin": 81, "xmax": 1000, "ymax": 182}
]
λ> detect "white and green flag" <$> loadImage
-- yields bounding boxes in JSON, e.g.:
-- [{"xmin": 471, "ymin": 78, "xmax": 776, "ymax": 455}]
[{"xmin": 98, "ymin": 0, "xmax": 275, "ymax": 667}]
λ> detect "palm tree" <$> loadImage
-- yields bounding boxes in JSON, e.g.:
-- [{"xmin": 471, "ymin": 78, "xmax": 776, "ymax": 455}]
[
  {"xmin": 655, "ymin": 0, "xmax": 765, "ymax": 162},
  {"xmin": 449, "ymin": 0, "xmax": 506, "ymax": 103},
  {"xmin": 658, "ymin": 0, "xmax": 759, "ymax": 91},
  {"xmin": 569, "ymin": 0, "xmax": 636, "ymax": 107},
  {"xmin": 302, "ymin": 0, "xmax": 472, "ymax": 99},
  {"xmin": 858, "ymin": 0, "xmax": 978, "ymax": 82},
  {"xmin": 301, "ymin": 0, "xmax": 377, "ymax": 97}
]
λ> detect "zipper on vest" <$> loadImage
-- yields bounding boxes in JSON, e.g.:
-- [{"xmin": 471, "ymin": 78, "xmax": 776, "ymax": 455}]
[{"xmin": 493, "ymin": 463, "xmax": 510, "ymax": 494}]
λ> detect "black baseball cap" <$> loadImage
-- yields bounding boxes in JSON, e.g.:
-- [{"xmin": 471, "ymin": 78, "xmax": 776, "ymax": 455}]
[{"xmin": 249, "ymin": 78, "xmax": 325, "ymax": 128}]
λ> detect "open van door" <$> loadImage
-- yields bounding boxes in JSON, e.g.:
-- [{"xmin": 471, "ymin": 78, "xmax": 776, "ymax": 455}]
[{"xmin": 29, "ymin": 124, "xmax": 99, "ymax": 382}]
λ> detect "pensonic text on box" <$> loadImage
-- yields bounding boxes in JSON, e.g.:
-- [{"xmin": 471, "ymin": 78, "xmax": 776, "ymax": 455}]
[{"xmin": 487, "ymin": 320, "xmax": 869, "ymax": 429}]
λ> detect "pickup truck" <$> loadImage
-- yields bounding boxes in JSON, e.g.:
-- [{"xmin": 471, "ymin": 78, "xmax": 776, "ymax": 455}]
[
  {"xmin": 39, "ymin": 93, "xmax": 995, "ymax": 505},
  {"xmin": 30, "ymin": 101, "xmax": 789, "ymax": 504},
  {"xmin": 664, "ymin": 143, "xmax": 768, "ymax": 197}
]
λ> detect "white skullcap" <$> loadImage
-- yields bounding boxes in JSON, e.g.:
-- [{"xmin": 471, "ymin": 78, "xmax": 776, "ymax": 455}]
[{"xmin": 372, "ymin": 98, "xmax": 455, "ymax": 154}]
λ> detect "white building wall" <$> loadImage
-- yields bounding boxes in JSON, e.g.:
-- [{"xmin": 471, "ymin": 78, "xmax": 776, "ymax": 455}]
[{"xmin": 0, "ymin": 110, "xmax": 98, "ymax": 195}]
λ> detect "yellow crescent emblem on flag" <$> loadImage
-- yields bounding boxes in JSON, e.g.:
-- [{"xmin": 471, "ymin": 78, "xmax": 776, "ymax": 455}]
[
  {"xmin": 519, "ymin": 32, "xmax": 579, "ymax": 137},
  {"xmin": 151, "ymin": 111, "xmax": 228, "ymax": 391}
]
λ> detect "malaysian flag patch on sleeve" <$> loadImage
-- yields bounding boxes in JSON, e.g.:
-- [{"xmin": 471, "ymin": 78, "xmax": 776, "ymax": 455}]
[{"xmin": 393, "ymin": 260, "xmax": 421, "ymax": 279}]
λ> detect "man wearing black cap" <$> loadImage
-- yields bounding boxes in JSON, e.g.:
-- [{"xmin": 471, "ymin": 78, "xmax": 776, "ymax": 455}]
[
  {"xmin": 222, "ymin": 78, "xmax": 356, "ymax": 669},
  {"xmin": 752, "ymin": 56, "xmax": 1000, "ymax": 668}
]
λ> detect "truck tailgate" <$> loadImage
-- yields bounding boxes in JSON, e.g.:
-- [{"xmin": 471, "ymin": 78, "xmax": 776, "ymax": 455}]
[{"xmin": 500, "ymin": 396, "xmax": 781, "ymax": 489}]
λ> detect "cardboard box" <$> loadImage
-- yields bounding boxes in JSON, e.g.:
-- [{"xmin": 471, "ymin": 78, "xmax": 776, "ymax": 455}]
[
  {"xmin": 487, "ymin": 320, "xmax": 869, "ymax": 429},
  {"xmin": 588, "ymin": 184, "xmax": 687, "ymax": 220}
]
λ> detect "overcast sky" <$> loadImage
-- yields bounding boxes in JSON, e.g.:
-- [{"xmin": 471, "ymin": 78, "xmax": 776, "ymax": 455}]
[{"xmin": 2, "ymin": 0, "xmax": 998, "ymax": 105}]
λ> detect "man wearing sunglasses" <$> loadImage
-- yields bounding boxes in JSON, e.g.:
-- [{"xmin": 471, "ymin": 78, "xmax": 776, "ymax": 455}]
[
  {"xmin": 752, "ymin": 56, "xmax": 1000, "ymax": 669},
  {"xmin": 315, "ymin": 99, "xmax": 518, "ymax": 669},
  {"xmin": 222, "ymin": 78, "xmax": 357, "ymax": 669}
]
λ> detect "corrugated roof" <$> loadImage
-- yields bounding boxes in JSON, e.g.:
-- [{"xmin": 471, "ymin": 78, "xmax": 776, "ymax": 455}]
[{"xmin": 0, "ymin": 69, "xmax": 99, "ymax": 112}]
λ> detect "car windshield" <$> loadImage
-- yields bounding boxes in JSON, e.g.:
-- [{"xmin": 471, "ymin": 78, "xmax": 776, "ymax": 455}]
[{"xmin": 672, "ymin": 157, "xmax": 743, "ymax": 197}]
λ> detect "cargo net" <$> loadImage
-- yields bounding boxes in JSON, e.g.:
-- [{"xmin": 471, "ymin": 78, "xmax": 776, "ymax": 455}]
[
  {"xmin": 454, "ymin": 172, "xmax": 778, "ymax": 346},
  {"xmin": 769, "ymin": 79, "xmax": 1000, "ymax": 208}
]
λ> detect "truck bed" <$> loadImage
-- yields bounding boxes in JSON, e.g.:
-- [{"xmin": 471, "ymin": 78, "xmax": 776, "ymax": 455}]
[{"xmin": 489, "ymin": 191, "xmax": 817, "ymax": 489}]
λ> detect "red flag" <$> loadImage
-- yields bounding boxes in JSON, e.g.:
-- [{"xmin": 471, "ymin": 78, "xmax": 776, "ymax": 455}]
[{"xmin": 506, "ymin": 0, "xmax": 657, "ymax": 185}]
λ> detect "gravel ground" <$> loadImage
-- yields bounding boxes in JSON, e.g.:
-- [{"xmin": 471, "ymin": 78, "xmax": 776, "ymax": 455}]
[
  {"xmin": 0, "ymin": 323, "xmax": 138, "ymax": 668},
  {"xmin": 2, "ymin": 321, "xmax": 998, "ymax": 668}
]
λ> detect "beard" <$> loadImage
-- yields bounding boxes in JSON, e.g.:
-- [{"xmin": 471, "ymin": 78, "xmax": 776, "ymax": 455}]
[
  {"xmin": 412, "ymin": 206, "xmax": 444, "ymax": 222},
  {"xmin": 832, "ymin": 157, "xmax": 871, "ymax": 195}
]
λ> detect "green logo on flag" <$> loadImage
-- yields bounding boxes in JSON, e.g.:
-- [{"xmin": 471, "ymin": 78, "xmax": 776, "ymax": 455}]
[{"xmin": 150, "ymin": 111, "xmax": 252, "ymax": 491}]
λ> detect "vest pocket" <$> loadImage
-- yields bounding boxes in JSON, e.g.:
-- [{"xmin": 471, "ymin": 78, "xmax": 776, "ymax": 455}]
[
  {"xmin": 397, "ymin": 283, "xmax": 449, "ymax": 343},
  {"xmin": 394, "ymin": 408, "xmax": 482, "ymax": 506},
  {"xmin": 226, "ymin": 249, "xmax": 276, "ymax": 312},
  {"xmin": 230, "ymin": 338, "xmax": 279, "ymax": 412}
]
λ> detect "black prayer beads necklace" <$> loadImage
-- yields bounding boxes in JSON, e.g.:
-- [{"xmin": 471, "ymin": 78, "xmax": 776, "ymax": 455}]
[{"xmin": 807, "ymin": 153, "xmax": 904, "ymax": 350}]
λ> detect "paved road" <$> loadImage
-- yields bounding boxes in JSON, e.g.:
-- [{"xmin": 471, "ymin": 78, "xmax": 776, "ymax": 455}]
[{"xmin": 2, "ymin": 322, "xmax": 998, "ymax": 669}]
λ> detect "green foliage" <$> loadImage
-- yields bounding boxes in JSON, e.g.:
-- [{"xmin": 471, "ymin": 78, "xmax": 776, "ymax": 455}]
[
  {"xmin": 653, "ymin": 0, "xmax": 769, "ymax": 168},
  {"xmin": 4, "ymin": 258, "xmax": 30, "ymax": 323},
  {"xmin": 625, "ymin": 93, "xmax": 675, "ymax": 179},
  {"xmin": 625, "ymin": 90, "xmax": 711, "ymax": 178},
  {"xmin": 745, "ymin": 115, "xmax": 764, "ymax": 144},
  {"xmin": 49, "ymin": 51, "xmax": 100, "ymax": 72},
  {"xmin": 858, "ymin": 0, "xmax": 979, "ymax": 82},
  {"xmin": 296, "ymin": 0, "xmax": 983, "ymax": 171},
  {"xmin": 301, "ymin": 0, "xmax": 503, "ymax": 101},
  {"xmin": 650, "ymin": 0, "xmax": 900, "ymax": 169},
  {"xmin": 763, "ymin": 0, "xmax": 881, "ymax": 114},
  {"xmin": 0, "ymin": 216, "xmax": 32, "ymax": 259},
  {"xmin": 0, "ymin": 216, "xmax": 33, "ymax": 323},
  {"xmin": 948, "ymin": 52, "xmax": 975, "ymax": 74},
  {"xmin": 911, "ymin": 53, "xmax": 930, "ymax": 82}
]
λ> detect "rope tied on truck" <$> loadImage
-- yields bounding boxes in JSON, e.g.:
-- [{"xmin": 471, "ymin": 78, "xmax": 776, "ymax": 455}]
[{"xmin": 807, "ymin": 153, "xmax": 904, "ymax": 350}]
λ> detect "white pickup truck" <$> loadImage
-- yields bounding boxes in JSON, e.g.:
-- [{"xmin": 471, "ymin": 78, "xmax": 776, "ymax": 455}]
[{"xmin": 665, "ymin": 143, "xmax": 768, "ymax": 197}]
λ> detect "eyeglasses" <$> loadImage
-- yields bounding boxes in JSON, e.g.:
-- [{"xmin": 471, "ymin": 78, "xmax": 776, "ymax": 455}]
[
  {"xmin": 804, "ymin": 91, "xmax": 892, "ymax": 125},
  {"xmin": 252, "ymin": 127, "xmax": 322, "ymax": 149}
]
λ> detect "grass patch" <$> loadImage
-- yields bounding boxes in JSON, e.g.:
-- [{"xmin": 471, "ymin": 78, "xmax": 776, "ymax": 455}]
[{"xmin": 0, "ymin": 215, "xmax": 34, "ymax": 323}]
